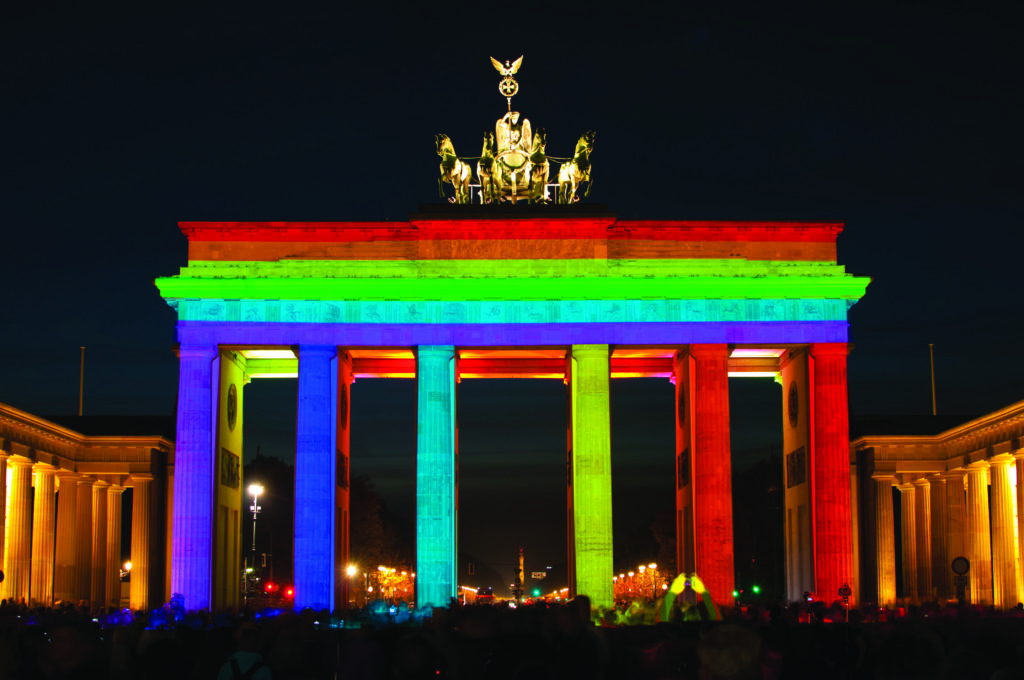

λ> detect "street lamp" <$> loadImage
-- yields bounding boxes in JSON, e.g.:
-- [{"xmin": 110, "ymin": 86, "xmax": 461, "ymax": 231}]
[{"xmin": 248, "ymin": 483, "xmax": 264, "ymax": 597}]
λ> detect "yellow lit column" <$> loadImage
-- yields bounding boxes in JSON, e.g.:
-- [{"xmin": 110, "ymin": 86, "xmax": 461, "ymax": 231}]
[
  {"xmin": 913, "ymin": 478, "xmax": 932, "ymax": 600},
  {"xmin": 944, "ymin": 470, "xmax": 968, "ymax": 572},
  {"xmin": 91, "ymin": 480, "xmax": 109, "ymax": 607},
  {"xmin": 1016, "ymin": 454, "xmax": 1024, "ymax": 602},
  {"xmin": 105, "ymin": 484, "xmax": 124, "ymax": 609},
  {"xmin": 54, "ymin": 473, "xmax": 80, "ymax": 604},
  {"xmin": 989, "ymin": 455, "xmax": 1018, "ymax": 608},
  {"xmin": 130, "ymin": 474, "xmax": 153, "ymax": 612},
  {"xmin": 30, "ymin": 465, "xmax": 57, "ymax": 605},
  {"xmin": 966, "ymin": 463, "xmax": 992, "ymax": 605},
  {"xmin": 929, "ymin": 475, "xmax": 950, "ymax": 601},
  {"xmin": 873, "ymin": 475, "xmax": 897, "ymax": 607},
  {"xmin": 898, "ymin": 481, "xmax": 918, "ymax": 602},
  {"xmin": 75, "ymin": 479, "xmax": 94, "ymax": 604}
]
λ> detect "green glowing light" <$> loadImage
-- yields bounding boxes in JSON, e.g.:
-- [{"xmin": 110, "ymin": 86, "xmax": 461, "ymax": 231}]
[
  {"xmin": 156, "ymin": 258, "xmax": 869, "ymax": 302},
  {"xmin": 753, "ymin": 585, "xmax": 760, "ymax": 594},
  {"xmin": 570, "ymin": 345, "xmax": 614, "ymax": 609}
]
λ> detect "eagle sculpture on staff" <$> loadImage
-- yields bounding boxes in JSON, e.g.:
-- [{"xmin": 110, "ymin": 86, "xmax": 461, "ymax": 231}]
[
  {"xmin": 491, "ymin": 55, "xmax": 523, "ymax": 77},
  {"xmin": 491, "ymin": 56, "xmax": 523, "ymax": 102}
]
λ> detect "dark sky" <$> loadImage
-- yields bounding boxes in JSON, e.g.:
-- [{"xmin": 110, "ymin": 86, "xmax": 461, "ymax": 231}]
[{"xmin": 2, "ymin": 5, "xmax": 1020, "ymax": 583}]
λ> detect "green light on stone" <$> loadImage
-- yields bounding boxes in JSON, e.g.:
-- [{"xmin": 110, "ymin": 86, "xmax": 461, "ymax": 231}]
[{"xmin": 570, "ymin": 345, "xmax": 614, "ymax": 610}]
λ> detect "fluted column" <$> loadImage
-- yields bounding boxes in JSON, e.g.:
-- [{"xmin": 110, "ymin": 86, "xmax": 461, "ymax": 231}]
[
  {"xmin": 990, "ymin": 456, "xmax": 1018, "ymax": 608},
  {"xmin": 690, "ymin": 344, "xmax": 735, "ymax": 606},
  {"xmin": 966, "ymin": 463, "xmax": 992, "ymax": 605},
  {"xmin": 90, "ymin": 480, "xmax": 109, "ymax": 608},
  {"xmin": 913, "ymin": 478, "xmax": 933, "ymax": 600},
  {"xmin": 30, "ymin": 465, "xmax": 57, "ymax": 605},
  {"xmin": 873, "ymin": 475, "xmax": 897, "ymax": 606},
  {"xmin": 569, "ymin": 345, "xmax": 614, "ymax": 609},
  {"xmin": 1016, "ymin": 454, "xmax": 1024, "ymax": 603},
  {"xmin": 171, "ymin": 344, "xmax": 217, "ymax": 612},
  {"xmin": 414, "ymin": 346, "xmax": 457, "ymax": 610},
  {"xmin": 75, "ymin": 479, "xmax": 94, "ymax": 604},
  {"xmin": 898, "ymin": 481, "xmax": 918, "ymax": 601},
  {"xmin": 945, "ymin": 470, "xmax": 968, "ymax": 571},
  {"xmin": 930, "ymin": 475, "xmax": 951, "ymax": 600},
  {"xmin": 129, "ymin": 474, "xmax": 153, "ymax": 612},
  {"xmin": 53, "ymin": 473, "xmax": 80, "ymax": 603},
  {"xmin": 105, "ymin": 485, "xmax": 124, "ymax": 609},
  {"xmin": 0, "ymin": 453, "xmax": 8, "ymax": 579},
  {"xmin": 809, "ymin": 343, "xmax": 855, "ymax": 604},
  {"xmin": 3, "ymin": 460, "xmax": 32, "ymax": 602}
]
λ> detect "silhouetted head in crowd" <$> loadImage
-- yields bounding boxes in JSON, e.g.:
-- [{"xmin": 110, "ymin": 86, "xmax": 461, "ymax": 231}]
[{"xmin": 697, "ymin": 624, "xmax": 762, "ymax": 680}]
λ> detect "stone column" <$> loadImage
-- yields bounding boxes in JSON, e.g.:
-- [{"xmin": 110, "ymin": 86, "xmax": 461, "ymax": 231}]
[
  {"xmin": 75, "ymin": 479, "xmax": 94, "ymax": 604},
  {"xmin": 53, "ymin": 473, "xmax": 80, "ymax": 604},
  {"xmin": 898, "ymin": 481, "xmax": 918, "ymax": 601},
  {"xmin": 90, "ymin": 480, "xmax": 109, "ymax": 608},
  {"xmin": 2, "ymin": 459, "xmax": 33, "ymax": 603},
  {"xmin": 989, "ymin": 455, "xmax": 1018, "ymax": 608},
  {"xmin": 873, "ymin": 475, "xmax": 897, "ymax": 606},
  {"xmin": 913, "ymin": 478, "xmax": 932, "ymax": 600},
  {"xmin": 414, "ymin": 346, "xmax": 457, "ymax": 610},
  {"xmin": 130, "ymin": 475, "xmax": 153, "ymax": 611},
  {"xmin": 945, "ymin": 470, "xmax": 968, "ymax": 576},
  {"xmin": 930, "ymin": 475, "xmax": 951, "ymax": 601},
  {"xmin": 966, "ymin": 463, "xmax": 992, "ymax": 605},
  {"xmin": 809, "ymin": 343, "xmax": 856, "ymax": 604},
  {"xmin": 1016, "ymin": 454, "xmax": 1024, "ymax": 603},
  {"xmin": 0, "ymin": 453, "xmax": 7, "ymax": 580},
  {"xmin": 294, "ymin": 345, "xmax": 337, "ymax": 611},
  {"xmin": 29, "ymin": 465, "xmax": 57, "ymax": 605},
  {"xmin": 335, "ymin": 352, "xmax": 354, "ymax": 612},
  {"xmin": 171, "ymin": 344, "xmax": 217, "ymax": 612},
  {"xmin": 105, "ymin": 485, "xmax": 124, "ymax": 609},
  {"xmin": 689, "ymin": 344, "xmax": 735, "ymax": 606},
  {"xmin": 569, "ymin": 345, "xmax": 614, "ymax": 609}
]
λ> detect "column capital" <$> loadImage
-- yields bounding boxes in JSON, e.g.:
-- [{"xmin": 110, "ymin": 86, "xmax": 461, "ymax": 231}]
[
  {"xmin": 871, "ymin": 474, "xmax": 897, "ymax": 484},
  {"xmin": 809, "ymin": 342, "xmax": 849, "ymax": 358},
  {"xmin": 941, "ymin": 468, "xmax": 967, "ymax": 480},
  {"xmin": 107, "ymin": 483, "xmax": 125, "ymax": 494},
  {"xmin": 92, "ymin": 479, "xmax": 111, "ymax": 489},
  {"xmin": 297, "ymin": 344, "xmax": 338, "ymax": 360},
  {"xmin": 128, "ymin": 473, "xmax": 154, "ymax": 486},
  {"xmin": 688, "ymin": 343, "xmax": 729, "ymax": 359},
  {"xmin": 178, "ymin": 344, "xmax": 218, "ymax": 360},
  {"xmin": 7, "ymin": 456, "xmax": 33, "ymax": 469},
  {"xmin": 966, "ymin": 460, "xmax": 990, "ymax": 472},
  {"xmin": 912, "ymin": 477, "xmax": 932, "ymax": 488},
  {"xmin": 989, "ymin": 453, "xmax": 1015, "ymax": 466}
]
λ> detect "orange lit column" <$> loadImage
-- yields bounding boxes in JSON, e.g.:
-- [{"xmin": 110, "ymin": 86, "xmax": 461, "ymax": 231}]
[
  {"xmin": 0, "ymin": 453, "xmax": 7, "ymax": 579},
  {"xmin": 966, "ymin": 463, "xmax": 992, "ymax": 605},
  {"xmin": 898, "ymin": 481, "xmax": 918, "ymax": 601},
  {"xmin": 2, "ymin": 459, "xmax": 32, "ymax": 602},
  {"xmin": 91, "ymin": 480, "xmax": 109, "ymax": 607},
  {"xmin": 689, "ymin": 344, "xmax": 734, "ymax": 606},
  {"xmin": 929, "ymin": 475, "xmax": 950, "ymax": 600},
  {"xmin": 335, "ymin": 352, "xmax": 353, "ymax": 611},
  {"xmin": 989, "ymin": 455, "xmax": 1018, "ymax": 608},
  {"xmin": 913, "ymin": 478, "xmax": 932, "ymax": 600},
  {"xmin": 873, "ymin": 475, "xmax": 897, "ymax": 606},
  {"xmin": 1016, "ymin": 454, "xmax": 1024, "ymax": 599},
  {"xmin": 105, "ymin": 484, "xmax": 124, "ymax": 609},
  {"xmin": 130, "ymin": 474, "xmax": 153, "ymax": 611},
  {"xmin": 54, "ymin": 472, "xmax": 80, "ymax": 604},
  {"xmin": 944, "ymin": 470, "xmax": 967, "ymax": 598},
  {"xmin": 30, "ymin": 465, "xmax": 57, "ymax": 605},
  {"xmin": 809, "ymin": 343, "xmax": 855, "ymax": 603},
  {"xmin": 672, "ymin": 352, "xmax": 695, "ymax": 577},
  {"xmin": 75, "ymin": 479, "xmax": 94, "ymax": 603}
]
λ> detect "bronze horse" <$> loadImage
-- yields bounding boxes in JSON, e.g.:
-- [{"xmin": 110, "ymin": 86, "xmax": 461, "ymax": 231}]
[
  {"xmin": 477, "ymin": 131, "xmax": 497, "ymax": 204},
  {"xmin": 557, "ymin": 130, "xmax": 595, "ymax": 204},
  {"xmin": 529, "ymin": 128, "xmax": 549, "ymax": 204},
  {"xmin": 436, "ymin": 134, "xmax": 471, "ymax": 204}
]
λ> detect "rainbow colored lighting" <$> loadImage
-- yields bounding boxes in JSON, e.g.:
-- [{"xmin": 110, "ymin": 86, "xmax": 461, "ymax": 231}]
[{"xmin": 158, "ymin": 216, "xmax": 869, "ymax": 611}]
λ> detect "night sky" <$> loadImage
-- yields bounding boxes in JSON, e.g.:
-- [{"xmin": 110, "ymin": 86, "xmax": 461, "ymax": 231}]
[{"xmin": 3, "ymin": 5, "xmax": 1020, "ymax": 586}]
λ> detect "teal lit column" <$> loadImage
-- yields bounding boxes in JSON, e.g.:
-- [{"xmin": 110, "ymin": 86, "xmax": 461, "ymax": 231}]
[
  {"xmin": 294, "ymin": 345, "xmax": 337, "ymax": 611},
  {"xmin": 570, "ymin": 344, "xmax": 613, "ymax": 610},
  {"xmin": 415, "ymin": 346, "xmax": 457, "ymax": 609}
]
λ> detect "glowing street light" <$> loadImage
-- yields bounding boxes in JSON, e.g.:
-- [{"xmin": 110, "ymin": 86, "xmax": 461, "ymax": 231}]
[{"xmin": 247, "ymin": 483, "xmax": 264, "ymax": 598}]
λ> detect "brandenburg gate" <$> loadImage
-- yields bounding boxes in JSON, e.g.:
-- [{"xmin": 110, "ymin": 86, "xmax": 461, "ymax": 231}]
[{"xmin": 154, "ymin": 209, "xmax": 869, "ymax": 612}]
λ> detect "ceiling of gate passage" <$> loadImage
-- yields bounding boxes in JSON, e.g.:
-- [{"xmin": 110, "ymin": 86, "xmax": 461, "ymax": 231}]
[{"xmin": 231, "ymin": 347, "xmax": 790, "ymax": 380}]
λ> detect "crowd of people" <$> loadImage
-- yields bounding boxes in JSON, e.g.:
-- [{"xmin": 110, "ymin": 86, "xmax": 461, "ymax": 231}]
[{"xmin": 2, "ymin": 585, "xmax": 1024, "ymax": 679}]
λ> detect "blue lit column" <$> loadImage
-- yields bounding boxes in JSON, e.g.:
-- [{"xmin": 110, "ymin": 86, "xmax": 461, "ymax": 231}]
[
  {"xmin": 294, "ymin": 345, "xmax": 337, "ymax": 611},
  {"xmin": 171, "ymin": 344, "xmax": 217, "ymax": 611},
  {"xmin": 415, "ymin": 346, "xmax": 457, "ymax": 609}
]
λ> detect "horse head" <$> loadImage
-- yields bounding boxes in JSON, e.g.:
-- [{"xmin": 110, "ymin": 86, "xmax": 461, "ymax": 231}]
[
  {"xmin": 533, "ymin": 128, "xmax": 547, "ymax": 152},
  {"xmin": 436, "ymin": 134, "xmax": 453, "ymax": 157},
  {"xmin": 481, "ymin": 131, "xmax": 495, "ymax": 156}
]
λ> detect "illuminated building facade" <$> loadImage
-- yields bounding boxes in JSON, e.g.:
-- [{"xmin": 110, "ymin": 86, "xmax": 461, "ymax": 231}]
[
  {"xmin": 0, "ymin": 403, "xmax": 172, "ymax": 610},
  {"xmin": 852, "ymin": 401, "xmax": 1024, "ymax": 608},
  {"xmin": 155, "ymin": 209, "xmax": 869, "ymax": 611}
]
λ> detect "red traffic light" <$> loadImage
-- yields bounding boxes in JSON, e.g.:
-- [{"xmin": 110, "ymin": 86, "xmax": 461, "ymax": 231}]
[
  {"xmin": 265, "ymin": 582, "xmax": 277, "ymax": 593},
  {"xmin": 285, "ymin": 587, "xmax": 294, "ymax": 598}
]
